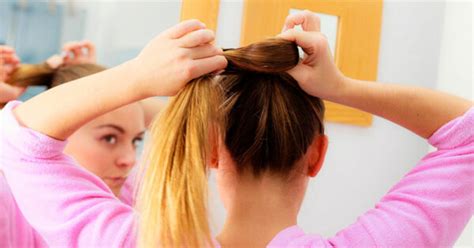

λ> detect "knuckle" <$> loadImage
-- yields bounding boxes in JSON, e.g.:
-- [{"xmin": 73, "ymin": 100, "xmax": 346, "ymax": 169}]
[
  {"xmin": 183, "ymin": 62, "xmax": 196, "ymax": 78},
  {"xmin": 303, "ymin": 9, "xmax": 312, "ymax": 15},
  {"xmin": 176, "ymin": 48, "xmax": 188, "ymax": 60},
  {"xmin": 200, "ymin": 30, "xmax": 214, "ymax": 43},
  {"xmin": 216, "ymin": 56, "xmax": 228, "ymax": 69},
  {"xmin": 316, "ymin": 34, "xmax": 329, "ymax": 49},
  {"xmin": 214, "ymin": 46, "xmax": 223, "ymax": 55},
  {"xmin": 188, "ymin": 19, "xmax": 200, "ymax": 25},
  {"xmin": 318, "ymin": 33, "xmax": 329, "ymax": 42},
  {"xmin": 196, "ymin": 34, "xmax": 207, "ymax": 44}
]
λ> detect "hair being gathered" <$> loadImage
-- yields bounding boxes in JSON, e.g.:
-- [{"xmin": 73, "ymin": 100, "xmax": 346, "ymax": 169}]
[
  {"xmin": 136, "ymin": 38, "xmax": 325, "ymax": 247},
  {"xmin": 6, "ymin": 63, "xmax": 106, "ymax": 89}
]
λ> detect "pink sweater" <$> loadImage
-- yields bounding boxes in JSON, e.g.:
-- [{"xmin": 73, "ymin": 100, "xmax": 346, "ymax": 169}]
[
  {"xmin": 1, "ymin": 100, "xmax": 473, "ymax": 247},
  {"xmin": 0, "ymin": 173, "xmax": 135, "ymax": 248}
]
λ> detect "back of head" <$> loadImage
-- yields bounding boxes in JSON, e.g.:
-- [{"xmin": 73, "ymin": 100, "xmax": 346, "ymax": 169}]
[
  {"xmin": 221, "ymin": 40, "xmax": 324, "ymax": 177},
  {"xmin": 136, "ymin": 39, "xmax": 325, "ymax": 247},
  {"xmin": 6, "ymin": 63, "xmax": 106, "ymax": 88}
]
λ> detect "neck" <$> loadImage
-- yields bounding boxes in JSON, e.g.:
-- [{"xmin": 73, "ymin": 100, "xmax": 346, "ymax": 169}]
[{"xmin": 216, "ymin": 173, "xmax": 302, "ymax": 248}]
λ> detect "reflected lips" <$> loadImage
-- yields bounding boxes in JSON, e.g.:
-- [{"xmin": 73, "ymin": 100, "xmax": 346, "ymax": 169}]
[{"xmin": 104, "ymin": 177, "xmax": 126, "ymax": 186}]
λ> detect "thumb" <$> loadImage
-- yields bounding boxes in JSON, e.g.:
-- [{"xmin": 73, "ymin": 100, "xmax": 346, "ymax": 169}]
[
  {"xmin": 278, "ymin": 29, "xmax": 317, "ymax": 55},
  {"xmin": 287, "ymin": 63, "xmax": 311, "ymax": 84}
]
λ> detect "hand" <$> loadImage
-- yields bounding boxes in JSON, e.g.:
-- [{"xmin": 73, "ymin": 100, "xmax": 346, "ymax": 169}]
[
  {"xmin": 129, "ymin": 19, "xmax": 227, "ymax": 97},
  {"xmin": 45, "ymin": 40, "xmax": 96, "ymax": 69},
  {"xmin": 62, "ymin": 40, "xmax": 97, "ymax": 66},
  {"xmin": 278, "ymin": 10, "xmax": 346, "ymax": 100},
  {"xmin": 0, "ymin": 82, "xmax": 25, "ymax": 103},
  {"xmin": 0, "ymin": 45, "xmax": 20, "ymax": 82},
  {"xmin": 0, "ymin": 46, "xmax": 25, "ymax": 103}
]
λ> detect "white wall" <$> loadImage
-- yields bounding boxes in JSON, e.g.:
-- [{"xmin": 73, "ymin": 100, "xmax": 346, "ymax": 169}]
[
  {"xmin": 437, "ymin": 1, "xmax": 473, "ymax": 101},
  {"xmin": 436, "ymin": 1, "xmax": 473, "ymax": 246},
  {"xmin": 78, "ymin": 1, "xmax": 183, "ymax": 66},
  {"xmin": 76, "ymin": 0, "xmax": 472, "ymax": 244}
]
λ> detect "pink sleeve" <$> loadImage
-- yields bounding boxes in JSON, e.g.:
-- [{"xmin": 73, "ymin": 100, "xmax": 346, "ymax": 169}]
[
  {"xmin": 119, "ymin": 171, "xmax": 136, "ymax": 206},
  {"xmin": 328, "ymin": 107, "xmax": 474, "ymax": 247},
  {"xmin": 0, "ymin": 101, "xmax": 136, "ymax": 247}
]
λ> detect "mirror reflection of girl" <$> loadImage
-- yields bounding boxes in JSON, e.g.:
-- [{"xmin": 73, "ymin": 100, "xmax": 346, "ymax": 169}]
[
  {"xmin": 1, "ymin": 13, "xmax": 472, "ymax": 247},
  {"xmin": 0, "ymin": 41, "xmax": 164, "ymax": 247}
]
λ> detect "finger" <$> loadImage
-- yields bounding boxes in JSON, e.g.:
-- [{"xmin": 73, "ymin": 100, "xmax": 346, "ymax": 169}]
[
  {"xmin": 4, "ymin": 64, "xmax": 18, "ymax": 75},
  {"xmin": 287, "ymin": 63, "xmax": 303, "ymax": 79},
  {"xmin": 61, "ymin": 50, "xmax": 72, "ymax": 62},
  {"xmin": 0, "ymin": 46, "xmax": 15, "ymax": 54},
  {"xmin": 300, "ymin": 10, "xmax": 320, "ymax": 32},
  {"xmin": 62, "ymin": 41, "xmax": 81, "ymax": 52},
  {"xmin": 163, "ymin": 19, "xmax": 206, "ymax": 39},
  {"xmin": 0, "ymin": 53, "xmax": 20, "ymax": 64},
  {"xmin": 178, "ymin": 29, "xmax": 215, "ymax": 48},
  {"xmin": 12, "ymin": 54, "xmax": 20, "ymax": 64},
  {"xmin": 282, "ymin": 12, "xmax": 305, "ymax": 32},
  {"xmin": 188, "ymin": 55, "xmax": 227, "ymax": 79},
  {"xmin": 185, "ymin": 44, "xmax": 222, "ymax": 59},
  {"xmin": 62, "ymin": 42, "xmax": 82, "ymax": 60},
  {"xmin": 278, "ymin": 29, "xmax": 317, "ymax": 55},
  {"xmin": 282, "ymin": 10, "xmax": 320, "ymax": 32},
  {"xmin": 71, "ymin": 47, "xmax": 82, "ymax": 59},
  {"xmin": 80, "ymin": 40, "xmax": 96, "ymax": 57},
  {"xmin": 46, "ymin": 54, "xmax": 65, "ymax": 69}
]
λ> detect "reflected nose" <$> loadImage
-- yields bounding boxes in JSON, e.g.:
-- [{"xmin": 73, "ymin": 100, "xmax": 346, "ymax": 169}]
[{"xmin": 116, "ymin": 145, "xmax": 136, "ymax": 170}]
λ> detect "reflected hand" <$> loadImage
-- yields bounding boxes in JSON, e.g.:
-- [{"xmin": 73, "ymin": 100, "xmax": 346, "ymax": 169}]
[
  {"xmin": 0, "ymin": 45, "xmax": 25, "ymax": 104},
  {"xmin": 62, "ymin": 40, "xmax": 97, "ymax": 65},
  {"xmin": 0, "ymin": 45, "xmax": 20, "ymax": 82}
]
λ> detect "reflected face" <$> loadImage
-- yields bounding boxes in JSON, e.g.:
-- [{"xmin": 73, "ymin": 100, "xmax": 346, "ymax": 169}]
[{"xmin": 64, "ymin": 103, "xmax": 146, "ymax": 196}]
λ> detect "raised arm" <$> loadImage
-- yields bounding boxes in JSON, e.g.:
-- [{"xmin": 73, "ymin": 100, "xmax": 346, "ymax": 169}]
[
  {"xmin": 279, "ymin": 11, "xmax": 472, "ymax": 138},
  {"xmin": 280, "ymin": 11, "xmax": 473, "ymax": 247},
  {"xmin": 0, "ymin": 20, "xmax": 226, "ymax": 247},
  {"xmin": 13, "ymin": 20, "xmax": 227, "ymax": 140}
]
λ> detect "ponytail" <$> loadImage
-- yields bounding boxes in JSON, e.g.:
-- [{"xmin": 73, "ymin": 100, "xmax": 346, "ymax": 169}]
[
  {"xmin": 6, "ymin": 63, "xmax": 55, "ymax": 88},
  {"xmin": 136, "ymin": 76, "xmax": 220, "ymax": 247},
  {"xmin": 6, "ymin": 63, "xmax": 106, "ymax": 89}
]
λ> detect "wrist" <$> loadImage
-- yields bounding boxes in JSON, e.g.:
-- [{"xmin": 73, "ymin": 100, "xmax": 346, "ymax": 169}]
[
  {"xmin": 124, "ymin": 58, "xmax": 162, "ymax": 99},
  {"xmin": 323, "ymin": 73, "xmax": 351, "ymax": 103},
  {"xmin": 117, "ymin": 60, "xmax": 153, "ymax": 100}
]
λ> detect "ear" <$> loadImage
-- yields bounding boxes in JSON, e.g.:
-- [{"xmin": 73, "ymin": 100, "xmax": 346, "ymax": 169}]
[
  {"xmin": 208, "ymin": 128, "xmax": 220, "ymax": 169},
  {"xmin": 209, "ymin": 143, "xmax": 219, "ymax": 169},
  {"xmin": 307, "ymin": 135, "xmax": 328, "ymax": 177}
]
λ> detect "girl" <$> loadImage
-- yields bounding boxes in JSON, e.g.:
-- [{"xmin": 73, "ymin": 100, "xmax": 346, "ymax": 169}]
[
  {"xmin": 0, "ymin": 41, "xmax": 162, "ymax": 247},
  {"xmin": 1, "ymin": 13, "xmax": 472, "ymax": 248}
]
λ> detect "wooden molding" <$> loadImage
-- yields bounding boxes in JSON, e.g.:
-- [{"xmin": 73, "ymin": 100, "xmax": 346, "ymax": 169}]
[
  {"xmin": 241, "ymin": 0, "xmax": 383, "ymax": 126},
  {"xmin": 180, "ymin": 0, "xmax": 221, "ymax": 31}
]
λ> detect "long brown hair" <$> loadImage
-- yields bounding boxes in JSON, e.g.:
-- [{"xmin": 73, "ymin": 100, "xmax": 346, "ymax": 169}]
[
  {"xmin": 6, "ymin": 63, "xmax": 106, "ymax": 88},
  {"xmin": 136, "ymin": 38, "xmax": 325, "ymax": 247}
]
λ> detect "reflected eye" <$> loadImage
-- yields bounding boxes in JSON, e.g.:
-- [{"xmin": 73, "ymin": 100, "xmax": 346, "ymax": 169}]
[
  {"xmin": 133, "ymin": 137, "xmax": 143, "ymax": 148},
  {"xmin": 102, "ymin": 135, "xmax": 118, "ymax": 145}
]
